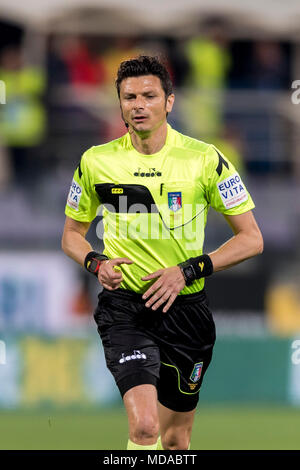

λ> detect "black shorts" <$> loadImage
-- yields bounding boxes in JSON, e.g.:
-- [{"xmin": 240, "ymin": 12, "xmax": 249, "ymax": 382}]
[{"xmin": 93, "ymin": 287, "xmax": 216, "ymax": 412}]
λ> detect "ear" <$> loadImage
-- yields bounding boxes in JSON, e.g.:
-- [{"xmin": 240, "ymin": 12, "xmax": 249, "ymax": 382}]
[{"xmin": 166, "ymin": 94, "xmax": 175, "ymax": 113}]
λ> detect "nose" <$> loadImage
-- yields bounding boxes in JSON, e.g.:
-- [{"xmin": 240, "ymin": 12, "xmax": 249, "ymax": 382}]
[{"xmin": 133, "ymin": 95, "xmax": 145, "ymax": 110}]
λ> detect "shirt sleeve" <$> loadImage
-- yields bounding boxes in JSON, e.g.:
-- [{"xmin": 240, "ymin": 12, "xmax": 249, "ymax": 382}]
[
  {"xmin": 65, "ymin": 148, "xmax": 100, "ymax": 222},
  {"xmin": 203, "ymin": 144, "xmax": 255, "ymax": 215}
]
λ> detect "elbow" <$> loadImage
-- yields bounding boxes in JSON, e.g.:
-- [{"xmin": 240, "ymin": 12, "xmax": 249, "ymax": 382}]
[
  {"xmin": 255, "ymin": 232, "xmax": 264, "ymax": 255},
  {"xmin": 61, "ymin": 232, "xmax": 68, "ymax": 255}
]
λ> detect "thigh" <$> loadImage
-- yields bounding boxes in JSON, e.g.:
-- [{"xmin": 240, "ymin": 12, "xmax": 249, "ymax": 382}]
[
  {"xmin": 156, "ymin": 296, "xmax": 216, "ymax": 412},
  {"xmin": 157, "ymin": 348, "xmax": 213, "ymax": 412},
  {"xmin": 94, "ymin": 289, "xmax": 161, "ymax": 395}
]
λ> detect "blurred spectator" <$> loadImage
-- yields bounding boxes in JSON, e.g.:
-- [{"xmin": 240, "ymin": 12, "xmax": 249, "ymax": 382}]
[
  {"xmin": 0, "ymin": 45, "xmax": 46, "ymax": 185},
  {"xmin": 0, "ymin": 144, "xmax": 12, "ymax": 190},
  {"xmin": 100, "ymin": 38, "xmax": 142, "ymax": 140},
  {"xmin": 185, "ymin": 19, "xmax": 231, "ymax": 89},
  {"xmin": 60, "ymin": 36, "xmax": 106, "ymax": 89},
  {"xmin": 135, "ymin": 38, "xmax": 175, "ymax": 84},
  {"xmin": 251, "ymin": 42, "xmax": 288, "ymax": 90},
  {"xmin": 47, "ymin": 36, "xmax": 70, "ymax": 90},
  {"xmin": 102, "ymin": 37, "xmax": 142, "ymax": 94},
  {"xmin": 165, "ymin": 38, "xmax": 189, "ymax": 89},
  {"xmin": 181, "ymin": 18, "xmax": 231, "ymax": 140},
  {"xmin": 266, "ymin": 259, "xmax": 300, "ymax": 336},
  {"xmin": 212, "ymin": 125, "xmax": 246, "ymax": 176},
  {"xmin": 71, "ymin": 271, "xmax": 94, "ymax": 317}
]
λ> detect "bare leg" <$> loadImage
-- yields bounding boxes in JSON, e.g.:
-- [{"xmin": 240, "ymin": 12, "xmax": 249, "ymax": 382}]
[
  {"xmin": 123, "ymin": 384, "xmax": 160, "ymax": 445},
  {"xmin": 158, "ymin": 401, "xmax": 196, "ymax": 450}
]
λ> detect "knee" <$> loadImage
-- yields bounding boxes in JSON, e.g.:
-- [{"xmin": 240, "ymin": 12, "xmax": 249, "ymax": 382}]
[
  {"xmin": 162, "ymin": 428, "xmax": 191, "ymax": 450},
  {"xmin": 131, "ymin": 416, "xmax": 159, "ymax": 443}
]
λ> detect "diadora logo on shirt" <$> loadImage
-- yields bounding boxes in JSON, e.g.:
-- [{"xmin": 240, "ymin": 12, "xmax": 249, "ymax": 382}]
[
  {"xmin": 217, "ymin": 173, "xmax": 248, "ymax": 209},
  {"xmin": 133, "ymin": 168, "xmax": 162, "ymax": 177},
  {"xmin": 119, "ymin": 350, "xmax": 147, "ymax": 364}
]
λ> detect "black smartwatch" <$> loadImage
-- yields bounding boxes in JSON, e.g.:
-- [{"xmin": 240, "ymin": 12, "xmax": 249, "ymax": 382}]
[
  {"xmin": 177, "ymin": 261, "xmax": 197, "ymax": 286},
  {"xmin": 84, "ymin": 251, "xmax": 109, "ymax": 276},
  {"xmin": 178, "ymin": 254, "xmax": 213, "ymax": 286}
]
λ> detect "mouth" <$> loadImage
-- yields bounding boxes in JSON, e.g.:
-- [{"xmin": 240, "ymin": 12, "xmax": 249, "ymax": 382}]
[{"xmin": 133, "ymin": 116, "xmax": 148, "ymax": 123}]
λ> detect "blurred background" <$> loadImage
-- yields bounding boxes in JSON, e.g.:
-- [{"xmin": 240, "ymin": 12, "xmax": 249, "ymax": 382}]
[{"xmin": 0, "ymin": 0, "xmax": 300, "ymax": 450}]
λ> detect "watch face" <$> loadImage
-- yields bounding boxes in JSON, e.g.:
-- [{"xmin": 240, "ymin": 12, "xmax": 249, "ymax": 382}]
[
  {"xmin": 88, "ymin": 259, "xmax": 99, "ymax": 273},
  {"xmin": 183, "ymin": 265, "xmax": 194, "ymax": 285}
]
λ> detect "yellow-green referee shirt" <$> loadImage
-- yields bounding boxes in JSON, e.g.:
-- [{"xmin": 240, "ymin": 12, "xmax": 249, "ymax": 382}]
[{"xmin": 65, "ymin": 124, "xmax": 255, "ymax": 294}]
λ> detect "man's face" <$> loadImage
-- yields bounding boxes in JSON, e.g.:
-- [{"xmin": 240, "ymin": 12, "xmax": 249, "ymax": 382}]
[{"xmin": 119, "ymin": 75, "xmax": 174, "ymax": 134}]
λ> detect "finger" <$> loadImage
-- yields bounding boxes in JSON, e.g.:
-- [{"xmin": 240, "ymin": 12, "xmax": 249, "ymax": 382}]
[
  {"xmin": 162, "ymin": 293, "xmax": 178, "ymax": 313},
  {"xmin": 141, "ymin": 270, "xmax": 163, "ymax": 281},
  {"xmin": 145, "ymin": 286, "xmax": 167, "ymax": 308},
  {"xmin": 102, "ymin": 283, "xmax": 113, "ymax": 291},
  {"xmin": 100, "ymin": 273, "xmax": 122, "ymax": 286},
  {"xmin": 151, "ymin": 291, "xmax": 173, "ymax": 311},
  {"xmin": 102, "ymin": 280, "xmax": 121, "ymax": 290},
  {"xmin": 111, "ymin": 276, "xmax": 123, "ymax": 285},
  {"xmin": 111, "ymin": 284, "xmax": 121, "ymax": 290},
  {"xmin": 107, "ymin": 271, "xmax": 123, "ymax": 280},
  {"xmin": 100, "ymin": 276, "xmax": 122, "ymax": 286},
  {"xmin": 103, "ymin": 266, "xmax": 123, "ymax": 279},
  {"xmin": 143, "ymin": 281, "xmax": 163, "ymax": 301},
  {"xmin": 112, "ymin": 258, "xmax": 134, "ymax": 266}
]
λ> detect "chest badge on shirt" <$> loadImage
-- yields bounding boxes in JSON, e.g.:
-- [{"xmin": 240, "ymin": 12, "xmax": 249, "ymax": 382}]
[
  {"xmin": 168, "ymin": 192, "xmax": 182, "ymax": 212},
  {"xmin": 189, "ymin": 362, "xmax": 203, "ymax": 383}
]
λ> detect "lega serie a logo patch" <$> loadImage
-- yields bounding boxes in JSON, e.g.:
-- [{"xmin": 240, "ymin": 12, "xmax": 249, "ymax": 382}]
[{"xmin": 168, "ymin": 192, "xmax": 182, "ymax": 212}]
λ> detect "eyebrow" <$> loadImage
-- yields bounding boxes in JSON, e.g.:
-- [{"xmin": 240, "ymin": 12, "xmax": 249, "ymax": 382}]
[{"xmin": 123, "ymin": 91, "xmax": 157, "ymax": 97}]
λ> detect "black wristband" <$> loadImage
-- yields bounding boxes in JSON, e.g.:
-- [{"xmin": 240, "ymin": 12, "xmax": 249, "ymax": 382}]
[
  {"xmin": 84, "ymin": 251, "xmax": 109, "ymax": 276},
  {"xmin": 178, "ymin": 254, "xmax": 213, "ymax": 286}
]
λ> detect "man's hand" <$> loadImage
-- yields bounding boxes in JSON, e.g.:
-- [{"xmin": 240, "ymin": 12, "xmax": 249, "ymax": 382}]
[
  {"xmin": 98, "ymin": 258, "xmax": 133, "ymax": 290},
  {"xmin": 141, "ymin": 266, "xmax": 186, "ymax": 313}
]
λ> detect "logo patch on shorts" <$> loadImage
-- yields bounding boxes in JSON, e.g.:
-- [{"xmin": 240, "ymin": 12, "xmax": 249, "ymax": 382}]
[
  {"xmin": 217, "ymin": 173, "xmax": 248, "ymax": 209},
  {"xmin": 119, "ymin": 350, "xmax": 147, "ymax": 364},
  {"xmin": 188, "ymin": 383, "xmax": 198, "ymax": 391},
  {"xmin": 67, "ymin": 178, "xmax": 82, "ymax": 211},
  {"xmin": 189, "ymin": 362, "xmax": 203, "ymax": 383},
  {"xmin": 168, "ymin": 192, "xmax": 182, "ymax": 212}
]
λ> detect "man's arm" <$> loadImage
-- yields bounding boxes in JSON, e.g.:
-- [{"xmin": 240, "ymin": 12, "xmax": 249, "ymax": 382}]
[
  {"xmin": 61, "ymin": 215, "xmax": 133, "ymax": 289},
  {"xmin": 208, "ymin": 210, "xmax": 264, "ymax": 272},
  {"xmin": 141, "ymin": 210, "xmax": 263, "ymax": 313},
  {"xmin": 61, "ymin": 216, "xmax": 93, "ymax": 267}
]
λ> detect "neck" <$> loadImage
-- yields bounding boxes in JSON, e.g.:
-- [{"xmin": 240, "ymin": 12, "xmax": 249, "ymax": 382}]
[{"xmin": 130, "ymin": 121, "xmax": 168, "ymax": 155}]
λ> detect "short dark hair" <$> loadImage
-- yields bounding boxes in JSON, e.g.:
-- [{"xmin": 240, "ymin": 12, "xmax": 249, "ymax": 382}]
[{"xmin": 115, "ymin": 55, "xmax": 173, "ymax": 99}]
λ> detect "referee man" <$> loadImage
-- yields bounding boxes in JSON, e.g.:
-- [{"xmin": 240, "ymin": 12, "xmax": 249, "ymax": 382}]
[{"xmin": 62, "ymin": 55, "xmax": 263, "ymax": 450}]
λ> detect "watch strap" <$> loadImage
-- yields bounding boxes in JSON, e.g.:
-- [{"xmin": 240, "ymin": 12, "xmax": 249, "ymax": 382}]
[{"xmin": 84, "ymin": 251, "xmax": 109, "ymax": 276}]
